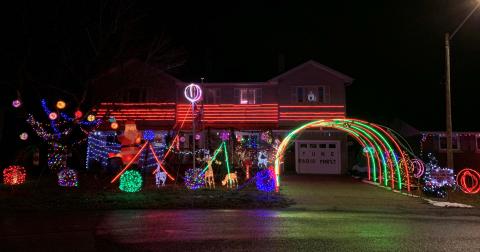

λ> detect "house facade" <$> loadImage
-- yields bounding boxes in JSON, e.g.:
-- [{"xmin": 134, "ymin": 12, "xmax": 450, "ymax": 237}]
[
  {"xmin": 90, "ymin": 60, "xmax": 353, "ymax": 174},
  {"xmin": 420, "ymin": 131, "xmax": 480, "ymax": 170}
]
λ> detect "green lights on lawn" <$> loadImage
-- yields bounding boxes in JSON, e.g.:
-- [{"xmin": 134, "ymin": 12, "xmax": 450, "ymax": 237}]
[{"xmin": 119, "ymin": 170, "xmax": 143, "ymax": 193}]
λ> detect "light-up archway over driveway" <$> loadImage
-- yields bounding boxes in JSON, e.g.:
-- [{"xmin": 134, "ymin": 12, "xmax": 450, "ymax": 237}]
[{"xmin": 274, "ymin": 118, "xmax": 414, "ymax": 192}]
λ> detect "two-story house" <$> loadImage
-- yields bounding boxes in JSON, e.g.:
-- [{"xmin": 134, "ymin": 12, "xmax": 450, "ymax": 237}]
[{"xmin": 90, "ymin": 59, "xmax": 353, "ymax": 174}]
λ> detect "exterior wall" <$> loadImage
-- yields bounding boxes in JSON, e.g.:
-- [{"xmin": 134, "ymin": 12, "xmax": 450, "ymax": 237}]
[{"xmin": 421, "ymin": 133, "xmax": 480, "ymax": 171}]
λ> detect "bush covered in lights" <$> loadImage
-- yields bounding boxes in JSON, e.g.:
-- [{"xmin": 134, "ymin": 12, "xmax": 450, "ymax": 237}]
[
  {"xmin": 3, "ymin": 165, "xmax": 26, "ymax": 185},
  {"xmin": 184, "ymin": 168, "xmax": 205, "ymax": 190},
  {"xmin": 119, "ymin": 170, "xmax": 143, "ymax": 192},
  {"xmin": 422, "ymin": 154, "xmax": 455, "ymax": 198},
  {"xmin": 256, "ymin": 168, "xmax": 276, "ymax": 192},
  {"xmin": 57, "ymin": 168, "xmax": 79, "ymax": 187}
]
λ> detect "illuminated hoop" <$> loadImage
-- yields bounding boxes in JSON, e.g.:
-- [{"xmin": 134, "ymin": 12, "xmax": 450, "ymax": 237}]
[
  {"xmin": 411, "ymin": 159, "xmax": 425, "ymax": 178},
  {"xmin": 457, "ymin": 168, "xmax": 480, "ymax": 194},
  {"xmin": 184, "ymin": 83, "xmax": 202, "ymax": 103}
]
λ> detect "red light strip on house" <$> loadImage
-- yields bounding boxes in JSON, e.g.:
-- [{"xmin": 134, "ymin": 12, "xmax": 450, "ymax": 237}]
[
  {"xmin": 100, "ymin": 102, "xmax": 176, "ymax": 106},
  {"xmin": 279, "ymin": 105, "xmax": 345, "ymax": 108}
]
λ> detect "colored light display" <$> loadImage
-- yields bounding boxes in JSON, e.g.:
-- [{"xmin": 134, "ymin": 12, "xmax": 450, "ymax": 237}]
[
  {"xmin": 412, "ymin": 159, "xmax": 425, "ymax": 178},
  {"xmin": 274, "ymin": 118, "xmax": 413, "ymax": 192},
  {"xmin": 56, "ymin": 100, "xmax": 66, "ymax": 109},
  {"xmin": 256, "ymin": 167, "xmax": 276, "ymax": 192},
  {"xmin": 12, "ymin": 99, "xmax": 22, "ymax": 108},
  {"xmin": 184, "ymin": 167, "xmax": 205, "ymax": 190},
  {"xmin": 3, "ymin": 166, "xmax": 26, "ymax": 185},
  {"xmin": 119, "ymin": 170, "xmax": 143, "ymax": 192},
  {"xmin": 422, "ymin": 154, "xmax": 455, "ymax": 198},
  {"xmin": 19, "ymin": 132, "xmax": 28, "ymax": 140},
  {"xmin": 87, "ymin": 114, "xmax": 96, "ymax": 122},
  {"xmin": 457, "ymin": 168, "xmax": 480, "ymax": 194},
  {"xmin": 110, "ymin": 122, "xmax": 119, "ymax": 129},
  {"xmin": 49, "ymin": 112, "xmax": 58, "ymax": 120},
  {"xmin": 57, "ymin": 168, "xmax": 79, "ymax": 187},
  {"xmin": 143, "ymin": 130, "xmax": 155, "ymax": 141},
  {"xmin": 74, "ymin": 110, "xmax": 83, "ymax": 119},
  {"xmin": 184, "ymin": 83, "xmax": 202, "ymax": 103}
]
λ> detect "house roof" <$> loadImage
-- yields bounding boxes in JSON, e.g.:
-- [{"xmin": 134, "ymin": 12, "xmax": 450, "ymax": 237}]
[{"xmin": 269, "ymin": 60, "xmax": 354, "ymax": 84}]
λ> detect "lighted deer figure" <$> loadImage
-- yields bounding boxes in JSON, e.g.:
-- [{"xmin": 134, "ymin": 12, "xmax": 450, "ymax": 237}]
[
  {"xmin": 221, "ymin": 172, "xmax": 238, "ymax": 188},
  {"xmin": 155, "ymin": 164, "xmax": 167, "ymax": 188},
  {"xmin": 204, "ymin": 157, "xmax": 215, "ymax": 188}
]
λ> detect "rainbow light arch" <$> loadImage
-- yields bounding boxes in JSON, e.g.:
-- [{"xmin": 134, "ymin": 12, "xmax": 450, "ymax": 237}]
[{"xmin": 274, "ymin": 118, "xmax": 412, "ymax": 192}]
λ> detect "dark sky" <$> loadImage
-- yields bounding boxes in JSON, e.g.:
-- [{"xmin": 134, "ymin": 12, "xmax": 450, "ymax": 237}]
[{"xmin": 2, "ymin": 0, "xmax": 480, "ymax": 131}]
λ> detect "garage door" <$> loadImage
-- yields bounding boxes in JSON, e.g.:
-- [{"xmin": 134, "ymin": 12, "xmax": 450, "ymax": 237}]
[{"xmin": 295, "ymin": 140, "xmax": 341, "ymax": 174}]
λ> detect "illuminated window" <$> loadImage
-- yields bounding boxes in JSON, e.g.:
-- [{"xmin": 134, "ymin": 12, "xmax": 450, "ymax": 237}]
[
  {"xmin": 439, "ymin": 136, "xmax": 460, "ymax": 150},
  {"xmin": 294, "ymin": 86, "xmax": 325, "ymax": 103},
  {"xmin": 236, "ymin": 88, "xmax": 261, "ymax": 104}
]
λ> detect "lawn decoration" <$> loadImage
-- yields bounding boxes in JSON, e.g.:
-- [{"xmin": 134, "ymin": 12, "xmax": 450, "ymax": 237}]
[
  {"xmin": 3, "ymin": 165, "xmax": 26, "ymax": 185},
  {"xmin": 204, "ymin": 157, "xmax": 215, "ymax": 188},
  {"xmin": 57, "ymin": 168, "xmax": 79, "ymax": 187},
  {"xmin": 256, "ymin": 167, "xmax": 276, "ymax": 192},
  {"xmin": 12, "ymin": 99, "xmax": 22, "ymax": 108},
  {"xmin": 19, "ymin": 132, "xmax": 28, "ymax": 141},
  {"xmin": 257, "ymin": 150, "xmax": 268, "ymax": 168},
  {"xmin": 154, "ymin": 164, "xmax": 167, "ymax": 187},
  {"xmin": 422, "ymin": 154, "xmax": 455, "ymax": 198},
  {"xmin": 457, "ymin": 168, "xmax": 480, "ymax": 194},
  {"xmin": 185, "ymin": 168, "xmax": 205, "ymax": 190},
  {"xmin": 412, "ymin": 159, "xmax": 425, "ymax": 178},
  {"xmin": 26, "ymin": 99, "xmax": 101, "ymax": 170},
  {"xmin": 119, "ymin": 170, "xmax": 143, "ymax": 192},
  {"xmin": 221, "ymin": 172, "xmax": 238, "ymax": 188}
]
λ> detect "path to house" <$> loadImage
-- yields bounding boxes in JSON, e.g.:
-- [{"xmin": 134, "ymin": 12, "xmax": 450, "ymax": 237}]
[{"xmin": 1, "ymin": 175, "xmax": 480, "ymax": 251}]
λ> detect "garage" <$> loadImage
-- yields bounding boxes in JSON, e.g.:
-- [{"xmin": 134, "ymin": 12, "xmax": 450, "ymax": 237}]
[{"xmin": 295, "ymin": 140, "xmax": 341, "ymax": 174}]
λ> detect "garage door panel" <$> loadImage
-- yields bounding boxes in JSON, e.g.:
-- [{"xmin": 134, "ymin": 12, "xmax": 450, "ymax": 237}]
[{"xmin": 296, "ymin": 140, "xmax": 341, "ymax": 174}]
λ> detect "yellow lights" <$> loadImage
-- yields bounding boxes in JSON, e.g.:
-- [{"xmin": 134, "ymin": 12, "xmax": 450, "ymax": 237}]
[
  {"xmin": 87, "ymin": 114, "xmax": 96, "ymax": 122},
  {"xmin": 56, "ymin": 100, "xmax": 66, "ymax": 109}
]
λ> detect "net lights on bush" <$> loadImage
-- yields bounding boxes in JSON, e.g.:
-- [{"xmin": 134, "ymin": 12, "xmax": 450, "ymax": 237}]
[
  {"xmin": 3, "ymin": 165, "xmax": 26, "ymax": 185},
  {"xmin": 119, "ymin": 170, "xmax": 143, "ymax": 192},
  {"xmin": 184, "ymin": 167, "xmax": 205, "ymax": 190},
  {"xmin": 256, "ymin": 167, "xmax": 276, "ymax": 192},
  {"xmin": 57, "ymin": 168, "xmax": 79, "ymax": 187},
  {"xmin": 143, "ymin": 130, "xmax": 155, "ymax": 141},
  {"xmin": 457, "ymin": 168, "xmax": 480, "ymax": 194},
  {"xmin": 422, "ymin": 154, "xmax": 455, "ymax": 198}
]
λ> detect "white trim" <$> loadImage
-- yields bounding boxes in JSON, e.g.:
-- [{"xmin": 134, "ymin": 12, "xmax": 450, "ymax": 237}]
[{"xmin": 270, "ymin": 60, "xmax": 354, "ymax": 83}]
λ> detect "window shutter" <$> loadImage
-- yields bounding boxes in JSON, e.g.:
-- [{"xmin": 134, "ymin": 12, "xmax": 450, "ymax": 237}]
[
  {"xmin": 324, "ymin": 86, "xmax": 331, "ymax": 103},
  {"xmin": 256, "ymin": 88, "xmax": 262, "ymax": 104},
  {"xmin": 234, "ymin": 88, "xmax": 240, "ymax": 103}
]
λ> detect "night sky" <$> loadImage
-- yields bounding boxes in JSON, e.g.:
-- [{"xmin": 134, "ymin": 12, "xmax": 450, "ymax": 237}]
[{"xmin": 2, "ymin": 0, "xmax": 480, "ymax": 131}]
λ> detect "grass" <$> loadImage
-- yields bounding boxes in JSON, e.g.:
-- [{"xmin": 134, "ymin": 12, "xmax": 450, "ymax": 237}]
[{"xmin": 0, "ymin": 173, "xmax": 294, "ymax": 212}]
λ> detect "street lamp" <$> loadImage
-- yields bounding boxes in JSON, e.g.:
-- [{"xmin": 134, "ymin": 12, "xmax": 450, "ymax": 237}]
[{"xmin": 444, "ymin": 1, "xmax": 480, "ymax": 168}]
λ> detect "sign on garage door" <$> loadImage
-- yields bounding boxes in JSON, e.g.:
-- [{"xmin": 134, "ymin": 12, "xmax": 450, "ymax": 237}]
[{"xmin": 295, "ymin": 140, "xmax": 341, "ymax": 174}]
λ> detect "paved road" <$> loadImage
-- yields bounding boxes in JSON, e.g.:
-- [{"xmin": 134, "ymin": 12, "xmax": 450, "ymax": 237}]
[{"xmin": 1, "ymin": 176, "xmax": 480, "ymax": 251}]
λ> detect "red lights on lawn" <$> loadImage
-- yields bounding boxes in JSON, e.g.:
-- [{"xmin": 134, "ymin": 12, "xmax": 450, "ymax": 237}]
[{"xmin": 457, "ymin": 168, "xmax": 480, "ymax": 194}]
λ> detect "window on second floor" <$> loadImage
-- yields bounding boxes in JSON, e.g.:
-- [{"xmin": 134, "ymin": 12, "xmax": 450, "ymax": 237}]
[
  {"xmin": 294, "ymin": 86, "xmax": 327, "ymax": 103},
  {"xmin": 438, "ymin": 136, "xmax": 460, "ymax": 151},
  {"xmin": 234, "ymin": 88, "xmax": 262, "ymax": 104},
  {"xmin": 122, "ymin": 87, "xmax": 146, "ymax": 102},
  {"xmin": 204, "ymin": 88, "xmax": 221, "ymax": 104}
]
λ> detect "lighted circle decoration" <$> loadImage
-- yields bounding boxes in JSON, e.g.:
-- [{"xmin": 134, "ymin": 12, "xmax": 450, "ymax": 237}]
[
  {"xmin": 184, "ymin": 168, "xmax": 205, "ymax": 190},
  {"xmin": 307, "ymin": 91, "xmax": 316, "ymax": 102},
  {"xmin": 180, "ymin": 136, "xmax": 186, "ymax": 143},
  {"xmin": 411, "ymin": 159, "xmax": 425, "ymax": 178},
  {"xmin": 143, "ymin": 130, "xmax": 155, "ymax": 141},
  {"xmin": 12, "ymin": 99, "xmax": 22, "ymax": 108},
  {"xmin": 119, "ymin": 170, "xmax": 143, "ymax": 192},
  {"xmin": 219, "ymin": 130, "xmax": 230, "ymax": 141},
  {"xmin": 74, "ymin": 110, "xmax": 83, "ymax": 119},
  {"xmin": 457, "ymin": 168, "xmax": 480, "ymax": 194},
  {"xmin": 195, "ymin": 134, "xmax": 201, "ymax": 140},
  {"xmin": 49, "ymin": 112, "xmax": 58, "ymax": 120},
  {"xmin": 56, "ymin": 100, "xmax": 66, "ymax": 109},
  {"xmin": 19, "ymin": 132, "xmax": 28, "ymax": 141},
  {"xmin": 87, "ymin": 114, "xmax": 96, "ymax": 122},
  {"xmin": 57, "ymin": 168, "xmax": 79, "ymax": 187},
  {"xmin": 3, "ymin": 165, "xmax": 26, "ymax": 185},
  {"xmin": 184, "ymin": 83, "xmax": 202, "ymax": 103},
  {"xmin": 256, "ymin": 167, "xmax": 276, "ymax": 192},
  {"xmin": 111, "ymin": 122, "xmax": 119, "ymax": 130}
]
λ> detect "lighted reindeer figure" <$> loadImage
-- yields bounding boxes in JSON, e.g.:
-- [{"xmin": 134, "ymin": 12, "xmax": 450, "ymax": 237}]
[
  {"xmin": 155, "ymin": 164, "xmax": 167, "ymax": 188},
  {"xmin": 221, "ymin": 172, "xmax": 238, "ymax": 188},
  {"xmin": 204, "ymin": 157, "xmax": 215, "ymax": 188}
]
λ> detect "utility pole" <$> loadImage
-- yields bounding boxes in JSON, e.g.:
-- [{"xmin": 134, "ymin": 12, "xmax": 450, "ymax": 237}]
[{"xmin": 444, "ymin": 33, "xmax": 454, "ymax": 168}]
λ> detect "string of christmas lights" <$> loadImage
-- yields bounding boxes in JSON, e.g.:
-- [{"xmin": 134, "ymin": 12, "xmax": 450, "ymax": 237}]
[{"xmin": 3, "ymin": 166, "xmax": 26, "ymax": 185}]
